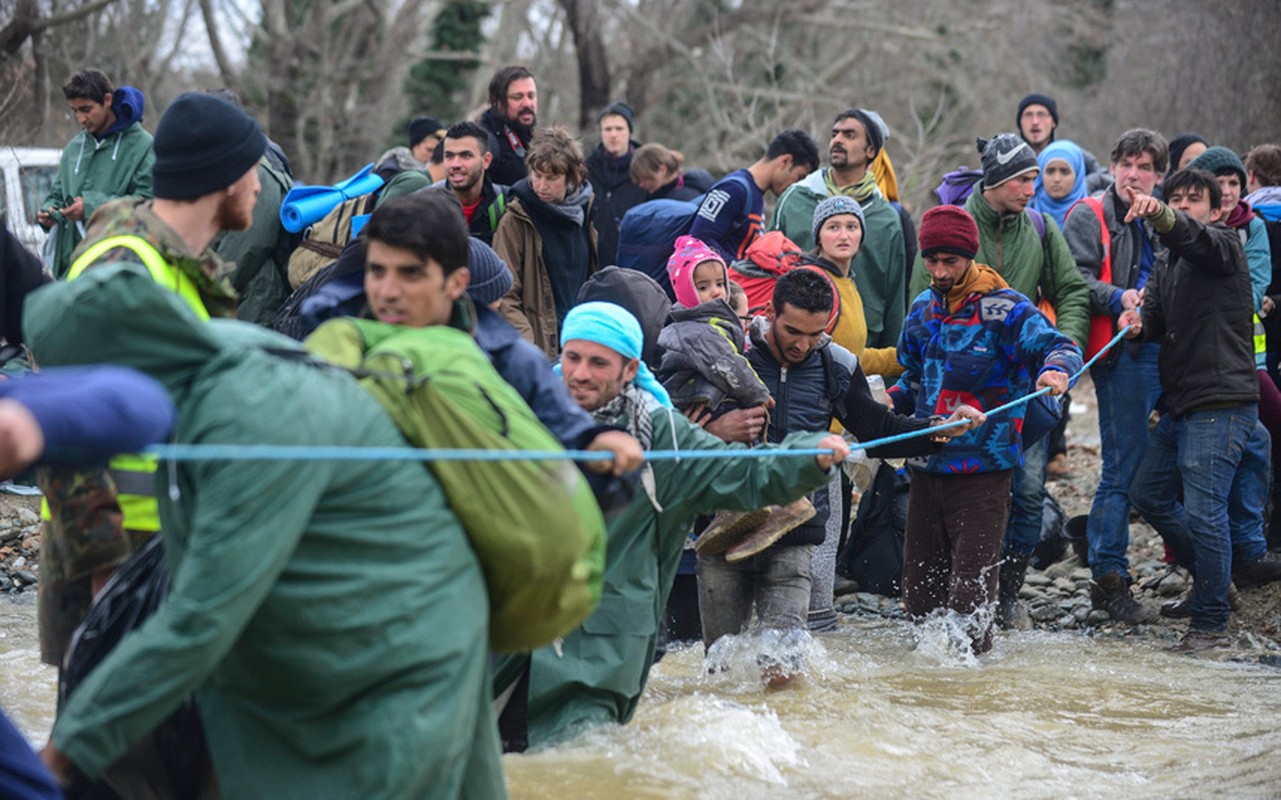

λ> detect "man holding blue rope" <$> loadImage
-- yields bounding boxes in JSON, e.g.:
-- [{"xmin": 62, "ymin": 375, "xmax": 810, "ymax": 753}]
[
  {"xmin": 494, "ymin": 300, "xmax": 851, "ymax": 751},
  {"xmin": 892, "ymin": 205, "xmax": 1081, "ymax": 655}
]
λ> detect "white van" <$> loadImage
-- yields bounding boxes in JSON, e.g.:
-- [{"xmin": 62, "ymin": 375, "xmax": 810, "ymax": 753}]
[{"xmin": 1, "ymin": 146, "xmax": 61, "ymax": 259}]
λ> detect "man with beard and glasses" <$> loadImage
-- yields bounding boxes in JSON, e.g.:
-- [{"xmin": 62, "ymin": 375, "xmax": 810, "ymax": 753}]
[
  {"xmin": 479, "ymin": 65, "xmax": 538, "ymax": 187},
  {"xmin": 772, "ymin": 108, "xmax": 908, "ymax": 348},
  {"xmin": 434, "ymin": 120, "xmax": 509, "ymax": 246},
  {"xmin": 37, "ymin": 92, "xmax": 266, "ymax": 674}
]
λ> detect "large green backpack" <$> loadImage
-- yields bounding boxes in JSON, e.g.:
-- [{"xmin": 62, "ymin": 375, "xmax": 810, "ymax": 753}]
[{"xmin": 305, "ymin": 318, "xmax": 605, "ymax": 652}]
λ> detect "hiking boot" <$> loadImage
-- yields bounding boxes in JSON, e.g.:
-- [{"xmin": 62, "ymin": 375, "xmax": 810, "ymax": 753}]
[
  {"xmin": 1233, "ymin": 551, "xmax": 1281, "ymax": 588},
  {"xmin": 694, "ymin": 508, "xmax": 771, "ymax": 556},
  {"xmin": 1159, "ymin": 582, "xmax": 1241, "ymax": 618},
  {"xmin": 996, "ymin": 554, "xmax": 1033, "ymax": 631},
  {"xmin": 724, "ymin": 497, "xmax": 816, "ymax": 563},
  {"xmin": 1168, "ymin": 628, "xmax": 1231, "ymax": 654},
  {"xmin": 1045, "ymin": 452, "xmax": 1070, "ymax": 479},
  {"xmin": 1090, "ymin": 572, "xmax": 1158, "ymax": 624}
]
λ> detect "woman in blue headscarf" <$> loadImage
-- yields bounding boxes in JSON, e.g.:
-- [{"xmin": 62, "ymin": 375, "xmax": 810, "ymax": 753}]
[{"xmin": 1032, "ymin": 140, "xmax": 1088, "ymax": 230}]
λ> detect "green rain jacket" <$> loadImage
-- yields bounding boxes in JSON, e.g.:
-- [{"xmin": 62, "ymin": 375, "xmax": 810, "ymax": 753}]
[
  {"xmin": 908, "ymin": 192, "xmax": 1091, "ymax": 348},
  {"xmin": 213, "ymin": 158, "xmax": 296, "ymax": 326},
  {"xmin": 24, "ymin": 266, "xmax": 506, "ymax": 800},
  {"xmin": 770, "ymin": 169, "xmax": 907, "ymax": 347},
  {"xmin": 41, "ymin": 123, "xmax": 154, "ymax": 278},
  {"xmin": 500, "ymin": 392, "xmax": 834, "ymax": 747}
]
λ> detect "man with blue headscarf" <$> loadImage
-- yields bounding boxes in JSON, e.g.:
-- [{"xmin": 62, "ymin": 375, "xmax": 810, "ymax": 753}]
[{"xmin": 493, "ymin": 300, "xmax": 851, "ymax": 752}]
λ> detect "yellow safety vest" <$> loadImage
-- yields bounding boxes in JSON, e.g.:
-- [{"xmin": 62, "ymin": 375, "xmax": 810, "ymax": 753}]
[{"xmin": 41, "ymin": 235, "xmax": 209, "ymax": 532}]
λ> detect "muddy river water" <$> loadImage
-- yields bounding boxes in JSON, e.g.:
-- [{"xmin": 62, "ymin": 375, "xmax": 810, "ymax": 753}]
[{"xmin": 5, "ymin": 600, "xmax": 1277, "ymax": 799}]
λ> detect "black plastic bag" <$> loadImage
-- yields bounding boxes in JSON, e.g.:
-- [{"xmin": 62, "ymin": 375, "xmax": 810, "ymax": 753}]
[{"xmin": 60, "ymin": 537, "xmax": 211, "ymax": 800}]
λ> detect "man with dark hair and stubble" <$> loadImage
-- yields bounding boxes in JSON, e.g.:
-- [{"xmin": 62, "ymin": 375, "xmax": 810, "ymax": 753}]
[
  {"xmin": 1122, "ymin": 168, "xmax": 1281, "ymax": 652},
  {"xmin": 38, "ymin": 68, "xmax": 154, "ymax": 278},
  {"xmin": 479, "ymin": 65, "xmax": 538, "ymax": 186},
  {"xmin": 688, "ymin": 129, "xmax": 819, "ymax": 265},
  {"xmin": 434, "ymin": 120, "xmax": 510, "ymax": 245}
]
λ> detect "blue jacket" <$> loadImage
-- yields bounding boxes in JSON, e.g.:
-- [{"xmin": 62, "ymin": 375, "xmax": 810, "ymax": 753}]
[
  {"xmin": 747, "ymin": 318, "xmax": 938, "ymax": 546},
  {"xmin": 890, "ymin": 264, "xmax": 1082, "ymax": 475}
]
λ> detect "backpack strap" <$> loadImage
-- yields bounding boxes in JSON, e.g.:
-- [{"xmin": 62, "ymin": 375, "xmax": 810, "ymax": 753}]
[{"xmin": 488, "ymin": 192, "xmax": 508, "ymax": 232}]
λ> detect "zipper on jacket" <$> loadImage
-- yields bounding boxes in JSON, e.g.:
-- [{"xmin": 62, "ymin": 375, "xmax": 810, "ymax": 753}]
[{"xmin": 775, "ymin": 365, "xmax": 787, "ymax": 444}]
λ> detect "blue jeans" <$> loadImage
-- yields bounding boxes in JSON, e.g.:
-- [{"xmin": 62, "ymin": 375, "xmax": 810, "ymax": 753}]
[
  {"xmin": 1129, "ymin": 405, "xmax": 1267, "ymax": 631},
  {"xmin": 1003, "ymin": 436, "xmax": 1049, "ymax": 558},
  {"xmin": 1087, "ymin": 343, "xmax": 1163, "ymax": 579}
]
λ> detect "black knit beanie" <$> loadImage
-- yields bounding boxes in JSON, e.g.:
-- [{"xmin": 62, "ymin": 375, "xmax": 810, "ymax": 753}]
[
  {"xmin": 598, "ymin": 102, "xmax": 635, "ymax": 132},
  {"xmin": 1017, "ymin": 93, "xmax": 1059, "ymax": 127},
  {"xmin": 152, "ymin": 93, "xmax": 267, "ymax": 200}
]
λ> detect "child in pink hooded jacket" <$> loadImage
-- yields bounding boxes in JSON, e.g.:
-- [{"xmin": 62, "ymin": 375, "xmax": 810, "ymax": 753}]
[{"xmin": 657, "ymin": 235, "xmax": 771, "ymax": 414}]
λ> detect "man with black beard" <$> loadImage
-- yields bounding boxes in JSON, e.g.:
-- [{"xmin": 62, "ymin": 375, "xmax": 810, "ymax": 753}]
[{"xmin": 479, "ymin": 65, "xmax": 539, "ymax": 187}]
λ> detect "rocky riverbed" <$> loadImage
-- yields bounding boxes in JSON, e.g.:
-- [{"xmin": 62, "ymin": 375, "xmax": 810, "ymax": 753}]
[
  {"xmin": 836, "ymin": 375, "xmax": 1281, "ymax": 655},
  {"xmin": 0, "ymin": 491, "xmax": 41, "ymax": 596}
]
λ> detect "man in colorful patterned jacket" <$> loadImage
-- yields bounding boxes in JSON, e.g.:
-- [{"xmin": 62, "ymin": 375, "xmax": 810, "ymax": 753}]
[{"xmin": 889, "ymin": 205, "xmax": 1081, "ymax": 655}]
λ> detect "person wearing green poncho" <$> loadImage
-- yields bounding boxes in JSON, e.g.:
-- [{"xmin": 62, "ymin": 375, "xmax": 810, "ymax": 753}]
[
  {"xmin": 493, "ymin": 300, "xmax": 853, "ymax": 752},
  {"xmin": 26, "ymin": 265, "xmax": 505, "ymax": 797},
  {"xmin": 38, "ymin": 69, "xmax": 154, "ymax": 279}
]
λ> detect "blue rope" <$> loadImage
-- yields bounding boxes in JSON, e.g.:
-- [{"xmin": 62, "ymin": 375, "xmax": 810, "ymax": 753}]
[{"xmin": 142, "ymin": 325, "xmax": 1133, "ymax": 464}]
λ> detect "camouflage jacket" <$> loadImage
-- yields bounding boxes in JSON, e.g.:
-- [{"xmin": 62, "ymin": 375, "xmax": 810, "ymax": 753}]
[{"xmin": 70, "ymin": 197, "xmax": 240, "ymax": 319}]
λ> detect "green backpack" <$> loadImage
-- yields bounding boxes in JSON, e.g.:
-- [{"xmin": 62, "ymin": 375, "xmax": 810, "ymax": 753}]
[{"xmin": 305, "ymin": 318, "xmax": 605, "ymax": 652}]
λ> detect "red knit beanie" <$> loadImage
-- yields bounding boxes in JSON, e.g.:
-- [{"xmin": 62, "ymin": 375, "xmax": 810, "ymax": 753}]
[{"xmin": 919, "ymin": 205, "xmax": 980, "ymax": 259}]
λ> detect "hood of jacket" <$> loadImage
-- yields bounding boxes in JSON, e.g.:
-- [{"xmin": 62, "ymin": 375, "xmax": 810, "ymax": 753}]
[
  {"xmin": 575, "ymin": 266, "xmax": 671, "ymax": 368},
  {"xmin": 25, "ymin": 264, "xmax": 243, "ymax": 398},
  {"xmin": 102, "ymin": 86, "xmax": 145, "ymax": 137}
]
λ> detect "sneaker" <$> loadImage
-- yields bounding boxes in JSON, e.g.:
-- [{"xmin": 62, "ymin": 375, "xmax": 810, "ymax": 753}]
[
  {"xmin": 694, "ymin": 508, "xmax": 771, "ymax": 556},
  {"xmin": 1168, "ymin": 628, "xmax": 1231, "ymax": 653},
  {"xmin": 1233, "ymin": 551, "xmax": 1281, "ymax": 588},
  {"xmin": 724, "ymin": 497, "xmax": 816, "ymax": 563},
  {"xmin": 1090, "ymin": 572, "xmax": 1158, "ymax": 624}
]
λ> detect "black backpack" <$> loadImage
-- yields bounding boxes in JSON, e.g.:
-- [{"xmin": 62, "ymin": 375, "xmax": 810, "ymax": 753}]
[{"xmin": 836, "ymin": 462, "xmax": 911, "ymax": 596}]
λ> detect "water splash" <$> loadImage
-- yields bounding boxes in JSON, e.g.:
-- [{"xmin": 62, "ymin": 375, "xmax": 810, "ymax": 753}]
[
  {"xmin": 909, "ymin": 606, "xmax": 998, "ymax": 668},
  {"xmin": 702, "ymin": 626, "xmax": 827, "ymax": 689}
]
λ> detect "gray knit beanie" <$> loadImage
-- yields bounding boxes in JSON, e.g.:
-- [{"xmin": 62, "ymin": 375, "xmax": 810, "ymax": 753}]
[
  {"xmin": 812, "ymin": 195, "xmax": 865, "ymax": 246},
  {"xmin": 978, "ymin": 133, "xmax": 1039, "ymax": 189},
  {"xmin": 466, "ymin": 238, "xmax": 513, "ymax": 305}
]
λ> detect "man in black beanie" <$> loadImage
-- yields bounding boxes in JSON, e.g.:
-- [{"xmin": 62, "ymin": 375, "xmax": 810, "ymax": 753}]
[
  {"xmin": 35, "ymin": 92, "xmax": 267, "ymax": 695},
  {"xmin": 1016, "ymin": 91, "xmax": 1110, "ymax": 192},
  {"xmin": 587, "ymin": 100, "xmax": 647, "ymax": 265}
]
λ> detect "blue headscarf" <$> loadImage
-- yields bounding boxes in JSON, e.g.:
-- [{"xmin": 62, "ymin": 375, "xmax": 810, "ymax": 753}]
[
  {"xmin": 557, "ymin": 301, "xmax": 673, "ymax": 407},
  {"xmin": 1032, "ymin": 139, "xmax": 1087, "ymax": 230}
]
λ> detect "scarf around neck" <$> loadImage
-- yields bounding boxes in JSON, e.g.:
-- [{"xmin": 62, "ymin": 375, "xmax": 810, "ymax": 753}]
[{"xmin": 825, "ymin": 170, "xmax": 878, "ymax": 205}]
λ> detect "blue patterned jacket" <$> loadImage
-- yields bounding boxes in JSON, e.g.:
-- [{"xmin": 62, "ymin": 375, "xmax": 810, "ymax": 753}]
[{"xmin": 889, "ymin": 264, "xmax": 1082, "ymax": 474}]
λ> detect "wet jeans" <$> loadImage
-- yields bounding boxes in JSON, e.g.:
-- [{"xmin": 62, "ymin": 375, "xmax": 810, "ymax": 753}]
[
  {"xmin": 1002, "ymin": 436, "xmax": 1050, "ymax": 558},
  {"xmin": 902, "ymin": 470, "xmax": 1012, "ymax": 654},
  {"xmin": 1087, "ymin": 343, "xmax": 1163, "ymax": 579},
  {"xmin": 697, "ymin": 544, "xmax": 815, "ymax": 648},
  {"xmin": 1129, "ymin": 405, "xmax": 1268, "ymax": 632}
]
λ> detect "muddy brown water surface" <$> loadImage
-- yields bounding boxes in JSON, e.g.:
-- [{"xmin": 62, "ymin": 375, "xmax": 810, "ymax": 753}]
[{"xmin": 4, "ymin": 374, "xmax": 1281, "ymax": 797}]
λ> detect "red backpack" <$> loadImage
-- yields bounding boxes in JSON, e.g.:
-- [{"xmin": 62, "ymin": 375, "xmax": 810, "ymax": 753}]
[{"xmin": 728, "ymin": 231, "xmax": 840, "ymax": 332}]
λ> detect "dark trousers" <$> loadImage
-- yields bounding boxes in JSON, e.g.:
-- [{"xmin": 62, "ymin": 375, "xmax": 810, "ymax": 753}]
[{"xmin": 902, "ymin": 470, "xmax": 1013, "ymax": 653}]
